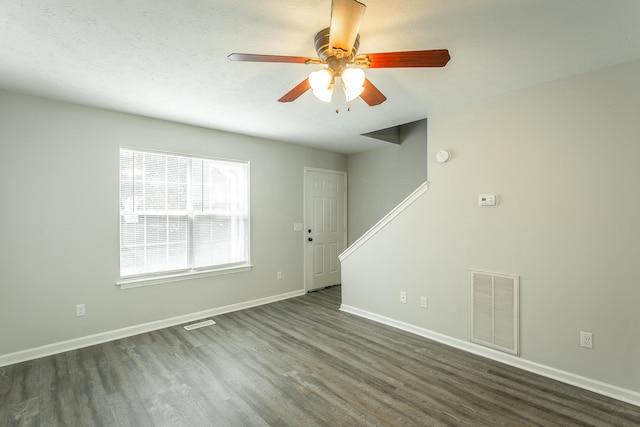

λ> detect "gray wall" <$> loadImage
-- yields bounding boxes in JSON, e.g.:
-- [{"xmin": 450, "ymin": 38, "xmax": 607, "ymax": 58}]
[
  {"xmin": 347, "ymin": 119, "xmax": 427, "ymax": 243},
  {"xmin": 0, "ymin": 91, "xmax": 346, "ymax": 356},
  {"xmin": 341, "ymin": 60, "xmax": 640, "ymax": 393}
]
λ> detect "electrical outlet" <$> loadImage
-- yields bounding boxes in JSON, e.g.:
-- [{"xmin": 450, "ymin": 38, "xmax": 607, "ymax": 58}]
[
  {"xmin": 420, "ymin": 296, "xmax": 428, "ymax": 308},
  {"xmin": 400, "ymin": 291, "xmax": 407, "ymax": 304},
  {"xmin": 276, "ymin": 271, "xmax": 282, "ymax": 280},
  {"xmin": 76, "ymin": 304, "xmax": 86, "ymax": 317},
  {"xmin": 580, "ymin": 331, "xmax": 593, "ymax": 349}
]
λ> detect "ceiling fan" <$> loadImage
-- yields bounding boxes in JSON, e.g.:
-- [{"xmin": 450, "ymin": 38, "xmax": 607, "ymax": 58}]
[{"xmin": 227, "ymin": 0, "xmax": 450, "ymax": 107}]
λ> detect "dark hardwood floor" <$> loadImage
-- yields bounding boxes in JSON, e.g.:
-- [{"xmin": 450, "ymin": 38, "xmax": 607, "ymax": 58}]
[{"xmin": 1, "ymin": 286, "xmax": 639, "ymax": 426}]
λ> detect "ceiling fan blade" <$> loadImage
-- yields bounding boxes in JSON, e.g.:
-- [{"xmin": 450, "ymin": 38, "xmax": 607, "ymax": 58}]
[
  {"xmin": 228, "ymin": 53, "xmax": 316, "ymax": 64},
  {"xmin": 358, "ymin": 49, "xmax": 451, "ymax": 68},
  {"xmin": 328, "ymin": 0, "xmax": 366, "ymax": 57},
  {"xmin": 278, "ymin": 79, "xmax": 311, "ymax": 103},
  {"xmin": 360, "ymin": 78, "xmax": 387, "ymax": 106}
]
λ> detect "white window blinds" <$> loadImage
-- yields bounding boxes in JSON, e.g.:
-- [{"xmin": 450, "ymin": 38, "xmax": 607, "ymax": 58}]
[{"xmin": 119, "ymin": 149, "xmax": 249, "ymax": 278}]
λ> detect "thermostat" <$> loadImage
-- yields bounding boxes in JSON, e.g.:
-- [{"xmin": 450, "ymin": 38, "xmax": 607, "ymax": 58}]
[{"xmin": 478, "ymin": 194, "xmax": 497, "ymax": 207}]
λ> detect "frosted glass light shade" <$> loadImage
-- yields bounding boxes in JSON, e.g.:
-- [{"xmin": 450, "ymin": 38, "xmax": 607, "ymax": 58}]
[
  {"xmin": 341, "ymin": 67, "xmax": 365, "ymax": 101},
  {"xmin": 309, "ymin": 69, "xmax": 334, "ymax": 103},
  {"xmin": 343, "ymin": 85, "xmax": 364, "ymax": 102}
]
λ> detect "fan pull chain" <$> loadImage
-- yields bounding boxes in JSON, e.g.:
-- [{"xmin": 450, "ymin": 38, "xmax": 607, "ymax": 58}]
[{"xmin": 335, "ymin": 100, "xmax": 354, "ymax": 113}]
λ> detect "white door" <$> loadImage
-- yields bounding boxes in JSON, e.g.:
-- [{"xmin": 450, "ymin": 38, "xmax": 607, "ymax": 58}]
[{"xmin": 304, "ymin": 168, "xmax": 347, "ymax": 292}]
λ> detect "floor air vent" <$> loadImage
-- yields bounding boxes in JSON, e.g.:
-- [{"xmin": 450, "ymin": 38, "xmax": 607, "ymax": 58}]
[
  {"xmin": 183, "ymin": 319, "xmax": 216, "ymax": 330},
  {"xmin": 470, "ymin": 270, "xmax": 519, "ymax": 355}
]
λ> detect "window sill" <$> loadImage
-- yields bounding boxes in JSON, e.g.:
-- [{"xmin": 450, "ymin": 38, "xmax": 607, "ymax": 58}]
[{"xmin": 117, "ymin": 264, "xmax": 253, "ymax": 290}]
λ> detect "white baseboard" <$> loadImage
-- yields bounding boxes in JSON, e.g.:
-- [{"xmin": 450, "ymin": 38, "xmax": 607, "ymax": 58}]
[
  {"xmin": 0, "ymin": 289, "xmax": 306, "ymax": 367},
  {"xmin": 340, "ymin": 304, "xmax": 640, "ymax": 408}
]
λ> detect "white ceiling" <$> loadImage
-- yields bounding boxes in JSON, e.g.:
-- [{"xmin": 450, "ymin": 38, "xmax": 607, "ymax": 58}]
[{"xmin": 1, "ymin": 1, "xmax": 640, "ymax": 154}]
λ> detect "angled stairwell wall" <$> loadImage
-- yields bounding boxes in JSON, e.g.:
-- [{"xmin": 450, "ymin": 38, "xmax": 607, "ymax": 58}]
[
  {"xmin": 347, "ymin": 119, "xmax": 427, "ymax": 244},
  {"xmin": 340, "ymin": 60, "xmax": 640, "ymax": 406}
]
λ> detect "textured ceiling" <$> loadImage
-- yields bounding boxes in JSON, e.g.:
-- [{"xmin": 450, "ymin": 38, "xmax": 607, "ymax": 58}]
[{"xmin": 1, "ymin": 0, "xmax": 640, "ymax": 153}]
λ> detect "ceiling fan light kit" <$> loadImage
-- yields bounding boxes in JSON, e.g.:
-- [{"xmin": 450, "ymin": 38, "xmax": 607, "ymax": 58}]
[
  {"xmin": 309, "ymin": 66, "xmax": 365, "ymax": 103},
  {"xmin": 228, "ymin": 0, "xmax": 450, "ymax": 108}
]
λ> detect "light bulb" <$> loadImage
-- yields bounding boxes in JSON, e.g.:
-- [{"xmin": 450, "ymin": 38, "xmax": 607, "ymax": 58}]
[{"xmin": 309, "ymin": 69, "xmax": 334, "ymax": 103}]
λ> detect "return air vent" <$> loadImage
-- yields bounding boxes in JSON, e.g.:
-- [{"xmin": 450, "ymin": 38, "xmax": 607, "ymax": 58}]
[{"xmin": 470, "ymin": 270, "xmax": 519, "ymax": 355}]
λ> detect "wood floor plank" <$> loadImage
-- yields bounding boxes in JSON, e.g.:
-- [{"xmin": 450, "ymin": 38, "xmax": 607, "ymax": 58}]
[
  {"xmin": 106, "ymin": 391, "xmax": 153, "ymax": 427},
  {"xmin": 1, "ymin": 285, "xmax": 639, "ymax": 426},
  {"xmin": 7, "ymin": 396, "xmax": 40, "ymax": 427},
  {"xmin": 2, "ymin": 359, "xmax": 41, "ymax": 405},
  {"xmin": 38, "ymin": 354, "xmax": 75, "ymax": 427},
  {"xmin": 67, "ymin": 347, "xmax": 119, "ymax": 426}
]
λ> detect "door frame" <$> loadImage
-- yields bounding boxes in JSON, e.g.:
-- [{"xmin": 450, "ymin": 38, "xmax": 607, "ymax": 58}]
[{"xmin": 303, "ymin": 167, "xmax": 348, "ymax": 292}]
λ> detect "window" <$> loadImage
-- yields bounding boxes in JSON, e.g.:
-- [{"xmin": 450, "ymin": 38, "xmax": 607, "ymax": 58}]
[{"xmin": 119, "ymin": 148, "xmax": 249, "ymax": 280}]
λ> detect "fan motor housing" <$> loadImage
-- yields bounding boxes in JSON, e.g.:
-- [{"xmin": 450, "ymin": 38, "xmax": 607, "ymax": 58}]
[{"xmin": 314, "ymin": 27, "xmax": 360, "ymax": 63}]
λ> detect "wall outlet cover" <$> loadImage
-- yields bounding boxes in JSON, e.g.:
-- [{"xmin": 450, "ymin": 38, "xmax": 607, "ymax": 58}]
[
  {"xmin": 580, "ymin": 331, "xmax": 593, "ymax": 349},
  {"xmin": 76, "ymin": 304, "xmax": 86, "ymax": 317}
]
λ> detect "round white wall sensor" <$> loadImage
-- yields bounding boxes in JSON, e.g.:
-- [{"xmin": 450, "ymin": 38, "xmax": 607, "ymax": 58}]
[{"xmin": 436, "ymin": 150, "xmax": 451, "ymax": 163}]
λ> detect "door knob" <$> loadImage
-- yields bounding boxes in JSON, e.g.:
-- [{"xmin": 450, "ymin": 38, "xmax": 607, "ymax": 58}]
[{"xmin": 308, "ymin": 237, "xmax": 313, "ymax": 242}]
